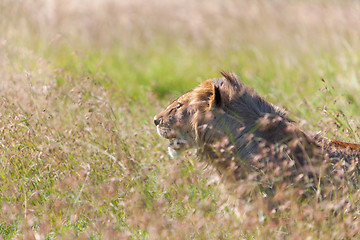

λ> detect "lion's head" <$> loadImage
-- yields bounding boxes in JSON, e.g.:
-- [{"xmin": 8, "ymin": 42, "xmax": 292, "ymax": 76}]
[{"xmin": 153, "ymin": 79, "xmax": 217, "ymax": 157}]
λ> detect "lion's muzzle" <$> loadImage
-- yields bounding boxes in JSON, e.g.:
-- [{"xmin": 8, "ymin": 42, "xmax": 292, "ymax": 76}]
[{"xmin": 154, "ymin": 116, "xmax": 161, "ymax": 126}]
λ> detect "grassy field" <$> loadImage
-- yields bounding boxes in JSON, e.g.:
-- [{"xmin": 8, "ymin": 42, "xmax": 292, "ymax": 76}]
[{"xmin": 1, "ymin": 0, "xmax": 360, "ymax": 239}]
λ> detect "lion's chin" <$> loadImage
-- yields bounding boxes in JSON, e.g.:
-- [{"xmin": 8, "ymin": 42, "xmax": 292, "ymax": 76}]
[
  {"xmin": 156, "ymin": 125, "xmax": 175, "ymax": 140},
  {"xmin": 168, "ymin": 139, "xmax": 188, "ymax": 158},
  {"xmin": 168, "ymin": 145, "xmax": 179, "ymax": 158}
]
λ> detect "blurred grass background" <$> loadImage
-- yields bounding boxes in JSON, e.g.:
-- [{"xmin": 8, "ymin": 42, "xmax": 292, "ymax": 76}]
[{"xmin": 1, "ymin": 0, "xmax": 360, "ymax": 239}]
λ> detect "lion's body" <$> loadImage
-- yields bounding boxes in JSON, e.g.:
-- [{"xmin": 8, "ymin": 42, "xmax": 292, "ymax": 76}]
[{"xmin": 154, "ymin": 72, "xmax": 360, "ymax": 180}]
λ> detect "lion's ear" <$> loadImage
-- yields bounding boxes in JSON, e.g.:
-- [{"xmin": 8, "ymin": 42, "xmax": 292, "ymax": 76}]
[
  {"xmin": 198, "ymin": 80, "xmax": 222, "ymax": 109},
  {"xmin": 208, "ymin": 81, "xmax": 222, "ymax": 109},
  {"xmin": 213, "ymin": 85, "xmax": 222, "ymax": 107}
]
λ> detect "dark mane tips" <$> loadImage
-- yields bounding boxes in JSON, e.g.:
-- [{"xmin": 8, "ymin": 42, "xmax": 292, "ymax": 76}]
[
  {"xmin": 220, "ymin": 71, "xmax": 240, "ymax": 83},
  {"xmin": 220, "ymin": 71, "xmax": 245, "ymax": 92}
]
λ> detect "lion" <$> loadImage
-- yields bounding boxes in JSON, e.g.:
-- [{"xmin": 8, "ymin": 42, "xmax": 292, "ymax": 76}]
[{"xmin": 154, "ymin": 72, "xmax": 360, "ymax": 180}]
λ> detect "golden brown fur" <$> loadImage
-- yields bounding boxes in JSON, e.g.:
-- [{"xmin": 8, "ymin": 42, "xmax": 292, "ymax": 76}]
[{"xmin": 154, "ymin": 72, "xmax": 360, "ymax": 180}]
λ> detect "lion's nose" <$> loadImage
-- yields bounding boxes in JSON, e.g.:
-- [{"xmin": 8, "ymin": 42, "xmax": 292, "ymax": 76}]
[{"xmin": 154, "ymin": 116, "xmax": 160, "ymax": 126}]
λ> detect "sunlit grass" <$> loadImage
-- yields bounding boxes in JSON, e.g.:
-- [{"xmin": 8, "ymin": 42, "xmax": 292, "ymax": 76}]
[{"xmin": 0, "ymin": 0, "xmax": 360, "ymax": 239}]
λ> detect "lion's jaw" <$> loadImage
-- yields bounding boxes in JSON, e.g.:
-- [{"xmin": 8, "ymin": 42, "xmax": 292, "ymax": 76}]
[{"xmin": 155, "ymin": 123, "xmax": 192, "ymax": 158}]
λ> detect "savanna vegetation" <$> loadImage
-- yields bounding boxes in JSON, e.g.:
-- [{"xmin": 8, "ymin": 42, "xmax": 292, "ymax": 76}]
[{"xmin": 1, "ymin": 0, "xmax": 360, "ymax": 239}]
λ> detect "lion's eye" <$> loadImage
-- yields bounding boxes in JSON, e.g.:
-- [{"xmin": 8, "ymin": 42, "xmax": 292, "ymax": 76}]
[{"xmin": 176, "ymin": 103, "xmax": 183, "ymax": 109}]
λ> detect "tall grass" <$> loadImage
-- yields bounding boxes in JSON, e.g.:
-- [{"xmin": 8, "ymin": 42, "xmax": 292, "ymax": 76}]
[{"xmin": 0, "ymin": 0, "xmax": 360, "ymax": 239}]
